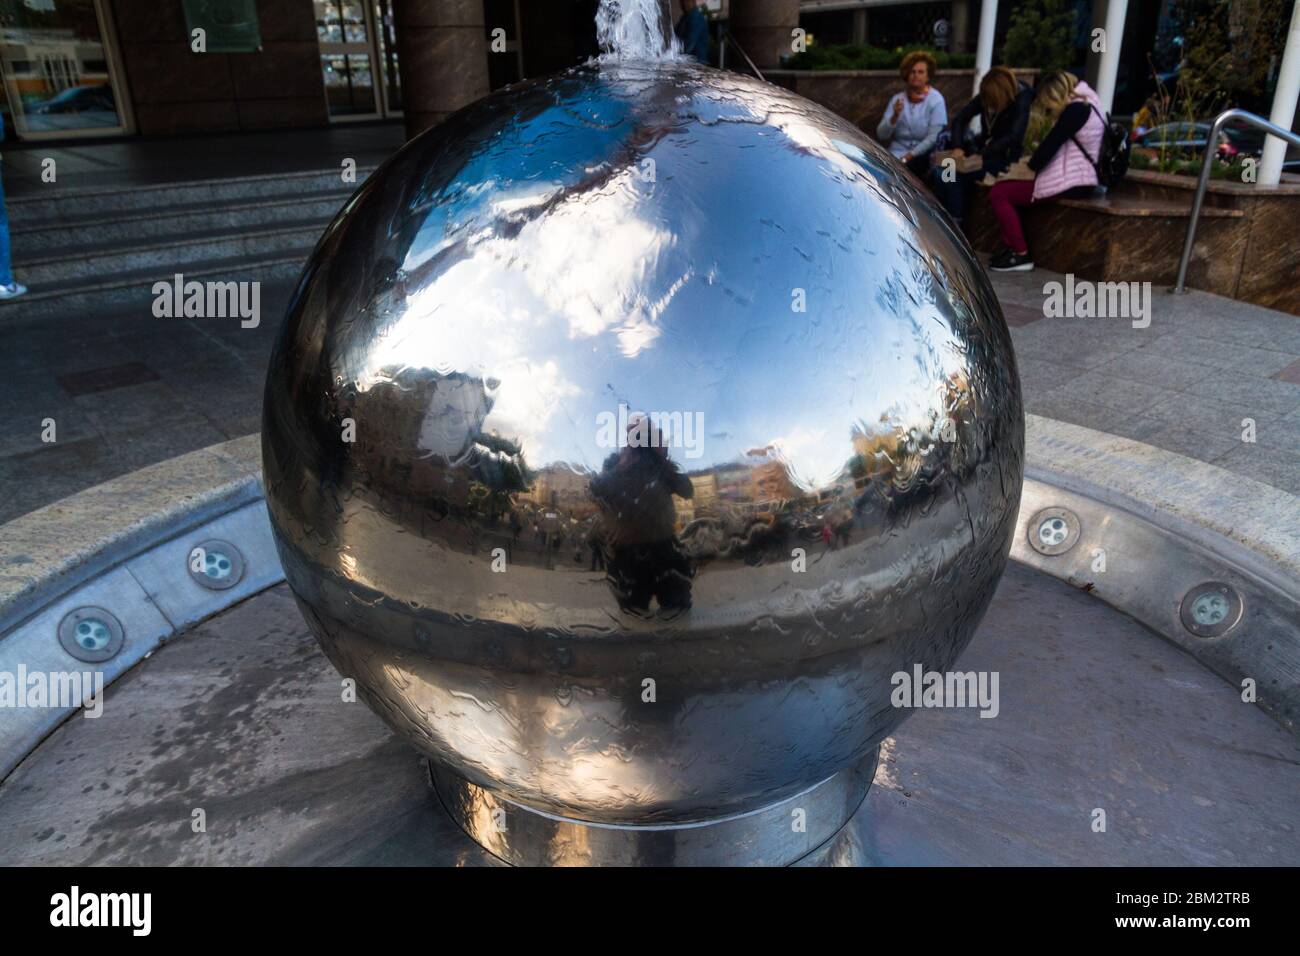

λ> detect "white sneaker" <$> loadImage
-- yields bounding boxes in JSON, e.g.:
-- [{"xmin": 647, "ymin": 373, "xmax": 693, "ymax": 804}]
[{"xmin": 0, "ymin": 282, "xmax": 28, "ymax": 300}]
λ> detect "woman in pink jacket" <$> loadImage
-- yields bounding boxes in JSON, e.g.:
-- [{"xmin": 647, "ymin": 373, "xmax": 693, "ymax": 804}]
[{"xmin": 987, "ymin": 72, "xmax": 1106, "ymax": 272}]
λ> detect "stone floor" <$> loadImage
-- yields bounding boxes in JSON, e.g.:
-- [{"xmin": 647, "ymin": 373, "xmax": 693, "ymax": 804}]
[
  {"xmin": 2, "ymin": 123, "xmax": 405, "ymax": 198},
  {"xmin": 2, "ymin": 563, "xmax": 1296, "ymax": 865},
  {"xmin": 997, "ymin": 269, "xmax": 1300, "ymax": 497},
  {"xmin": 0, "ymin": 279, "xmax": 294, "ymax": 521}
]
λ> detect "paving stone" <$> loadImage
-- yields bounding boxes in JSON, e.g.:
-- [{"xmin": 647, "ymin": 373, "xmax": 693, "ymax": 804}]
[
  {"xmin": 1145, "ymin": 331, "xmax": 1299, "ymax": 376},
  {"xmin": 1211, "ymin": 445, "xmax": 1300, "ymax": 496},
  {"xmin": 1080, "ymin": 349, "xmax": 1210, "ymax": 391},
  {"xmin": 1014, "ymin": 356, "xmax": 1089, "ymax": 396},
  {"xmin": 71, "ymin": 380, "xmax": 208, "ymax": 436},
  {"xmin": 1123, "ymin": 417, "xmax": 1248, "ymax": 465},
  {"xmin": 1142, "ymin": 394, "xmax": 1300, "ymax": 454},
  {"xmin": 1272, "ymin": 358, "xmax": 1300, "ymax": 385},
  {"xmin": 56, "ymin": 361, "xmax": 161, "ymax": 397},
  {"xmin": 1, "ymin": 237, "xmax": 1296, "ymax": 530},
  {"xmin": 1043, "ymin": 369, "xmax": 1173, "ymax": 415},
  {"xmin": 1186, "ymin": 370, "xmax": 1300, "ymax": 416},
  {"xmin": 0, "ymin": 402, "xmax": 100, "ymax": 458},
  {"xmin": 1022, "ymin": 393, "xmax": 1142, "ymax": 437}
]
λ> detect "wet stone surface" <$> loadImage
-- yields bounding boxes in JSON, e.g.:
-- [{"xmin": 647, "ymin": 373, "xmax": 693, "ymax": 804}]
[{"xmin": 1, "ymin": 563, "xmax": 1296, "ymax": 866}]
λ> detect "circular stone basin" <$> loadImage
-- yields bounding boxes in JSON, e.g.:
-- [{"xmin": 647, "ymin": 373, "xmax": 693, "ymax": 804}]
[{"xmin": 1, "ymin": 561, "xmax": 1295, "ymax": 866}]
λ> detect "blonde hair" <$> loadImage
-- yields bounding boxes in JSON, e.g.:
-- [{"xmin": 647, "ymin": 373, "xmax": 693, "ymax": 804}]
[
  {"xmin": 978, "ymin": 66, "xmax": 1019, "ymax": 115},
  {"xmin": 1026, "ymin": 70, "xmax": 1081, "ymax": 146}
]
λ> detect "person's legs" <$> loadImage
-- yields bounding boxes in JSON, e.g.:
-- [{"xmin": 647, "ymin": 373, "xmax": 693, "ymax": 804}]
[
  {"xmin": 0, "ymin": 172, "xmax": 13, "ymax": 288},
  {"xmin": 651, "ymin": 539, "xmax": 693, "ymax": 612},
  {"xmin": 988, "ymin": 179, "xmax": 1034, "ymax": 255},
  {"xmin": 928, "ymin": 167, "xmax": 976, "ymax": 227},
  {"xmin": 928, "ymin": 166, "xmax": 962, "ymax": 221},
  {"xmin": 905, "ymin": 152, "xmax": 931, "ymax": 179},
  {"xmin": 606, "ymin": 544, "xmax": 653, "ymax": 612}
]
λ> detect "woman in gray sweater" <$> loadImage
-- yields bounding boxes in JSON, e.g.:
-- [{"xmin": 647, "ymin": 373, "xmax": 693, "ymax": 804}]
[{"xmin": 876, "ymin": 50, "xmax": 948, "ymax": 178}]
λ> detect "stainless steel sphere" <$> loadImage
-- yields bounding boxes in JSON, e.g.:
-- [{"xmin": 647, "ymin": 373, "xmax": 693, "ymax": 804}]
[{"xmin": 263, "ymin": 60, "xmax": 1024, "ymax": 827}]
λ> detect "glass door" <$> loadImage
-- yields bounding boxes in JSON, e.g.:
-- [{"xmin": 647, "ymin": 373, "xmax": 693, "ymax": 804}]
[
  {"xmin": 315, "ymin": 0, "xmax": 401, "ymax": 120},
  {"xmin": 372, "ymin": 0, "xmax": 400, "ymax": 115},
  {"xmin": 0, "ymin": 0, "xmax": 128, "ymax": 140}
]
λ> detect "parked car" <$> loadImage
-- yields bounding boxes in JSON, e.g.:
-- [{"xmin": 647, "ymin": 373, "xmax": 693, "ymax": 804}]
[
  {"xmin": 1137, "ymin": 120, "xmax": 1267, "ymax": 159},
  {"xmin": 29, "ymin": 84, "xmax": 116, "ymax": 115}
]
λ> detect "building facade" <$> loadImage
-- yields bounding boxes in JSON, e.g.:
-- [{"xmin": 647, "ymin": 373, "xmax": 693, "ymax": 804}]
[{"xmin": 0, "ymin": 0, "xmax": 1289, "ymax": 144}]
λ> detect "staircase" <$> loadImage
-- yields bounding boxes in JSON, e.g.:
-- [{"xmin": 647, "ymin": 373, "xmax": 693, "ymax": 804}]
[{"xmin": 3, "ymin": 166, "xmax": 375, "ymax": 322}]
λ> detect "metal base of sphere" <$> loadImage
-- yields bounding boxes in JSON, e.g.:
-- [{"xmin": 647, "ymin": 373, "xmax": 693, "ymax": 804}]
[{"xmin": 429, "ymin": 747, "xmax": 879, "ymax": 867}]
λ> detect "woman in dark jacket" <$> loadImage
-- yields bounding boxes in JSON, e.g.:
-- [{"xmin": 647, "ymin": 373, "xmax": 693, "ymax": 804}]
[{"xmin": 929, "ymin": 66, "xmax": 1033, "ymax": 229}]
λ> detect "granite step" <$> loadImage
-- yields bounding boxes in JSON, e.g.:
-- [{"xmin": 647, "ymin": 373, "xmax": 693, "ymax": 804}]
[
  {"xmin": 13, "ymin": 219, "xmax": 327, "ymax": 284},
  {"xmin": 5, "ymin": 166, "xmax": 374, "ymax": 225},
  {"xmin": 0, "ymin": 249, "xmax": 313, "ymax": 323},
  {"xmin": 9, "ymin": 190, "xmax": 351, "ymax": 253},
  {"xmin": 0, "ymin": 164, "xmax": 373, "ymax": 322}
]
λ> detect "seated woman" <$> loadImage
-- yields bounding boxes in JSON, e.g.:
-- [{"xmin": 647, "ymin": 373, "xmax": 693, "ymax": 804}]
[
  {"xmin": 987, "ymin": 70, "xmax": 1106, "ymax": 272},
  {"xmin": 929, "ymin": 66, "xmax": 1033, "ymax": 229},
  {"xmin": 875, "ymin": 50, "xmax": 947, "ymax": 178}
]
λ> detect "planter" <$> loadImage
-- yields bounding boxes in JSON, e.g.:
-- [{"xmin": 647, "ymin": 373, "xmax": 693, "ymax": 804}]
[
  {"xmin": 1122, "ymin": 170, "xmax": 1300, "ymax": 313},
  {"xmin": 964, "ymin": 169, "xmax": 1300, "ymax": 316}
]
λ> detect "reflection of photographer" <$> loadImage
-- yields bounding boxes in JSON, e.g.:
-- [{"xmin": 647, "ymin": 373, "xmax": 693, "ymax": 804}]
[{"xmin": 589, "ymin": 417, "xmax": 694, "ymax": 613}]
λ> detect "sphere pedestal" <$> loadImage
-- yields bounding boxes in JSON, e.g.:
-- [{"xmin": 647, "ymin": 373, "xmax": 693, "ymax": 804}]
[{"xmin": 429, "ymin": 748, "xmax": 879, "ymax": 867}]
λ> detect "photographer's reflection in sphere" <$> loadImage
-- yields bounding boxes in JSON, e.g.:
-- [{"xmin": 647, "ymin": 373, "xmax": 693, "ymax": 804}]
[
  {"xmin": 590, "ymin": 414, "xmax": 695, "ymax": 615},
  {"xmin": 262, "ymin": 58, "xmax": 1024, "ymax": 850}
]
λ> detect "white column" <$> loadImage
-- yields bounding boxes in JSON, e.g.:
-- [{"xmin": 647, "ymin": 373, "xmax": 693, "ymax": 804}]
[
  {"xmin": 973, "ymin": 0, "xmax": 997, "ymax": 94},
  {"xmin": 1260, "ymin": 0, "xmax": 1300, "ymax": 186},
  {"xmin": 1093, "ymin": 0, "xmax": 1128, "ymax": 115}
]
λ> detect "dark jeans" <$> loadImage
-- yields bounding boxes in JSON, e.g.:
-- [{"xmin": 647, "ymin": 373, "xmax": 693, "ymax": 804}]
[
  {"xmin": 928, "ymin": 166, "xmax": 983, "ymax": 225},
  {"xmin": 0, "ymin": 171, "xmax": 12, "ymax": 286},
  {"xmin": 903, "ymin": 152, "xmax": 932, "ymax": 179}
]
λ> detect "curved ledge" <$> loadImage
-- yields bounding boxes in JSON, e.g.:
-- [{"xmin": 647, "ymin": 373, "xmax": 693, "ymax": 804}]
[
  {"xmin": 1024, "ymin": 414, "xmax": 1300, "ymax": 586},
  {"xmin": 1, "ymin": 418, "xmax": 1296, "ymax": 782},
  {"xmin": 0, "ymin": 434, "xmax": 263, "ymax": 638}
]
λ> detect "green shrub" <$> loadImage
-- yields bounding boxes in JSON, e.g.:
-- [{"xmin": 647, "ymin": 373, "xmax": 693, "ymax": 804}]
[
  {"xmin": 787, "ymin": 44, "xmax": 975, "ymax": 72},
  {"xmin": 1001, "ymin": 0, "xmax": 1079, "ymax": 72},
  {"xmin": 1129, "ymin": 149, "xmax": 1250, "ymax": 180}
]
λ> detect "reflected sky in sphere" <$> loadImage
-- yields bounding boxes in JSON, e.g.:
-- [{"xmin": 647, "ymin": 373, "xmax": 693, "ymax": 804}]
[{"xmin": 322, "ymin": 61, "xmax": 994, "ymax": 490}]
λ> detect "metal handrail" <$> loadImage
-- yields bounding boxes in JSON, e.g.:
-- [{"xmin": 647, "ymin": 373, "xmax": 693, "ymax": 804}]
[
  {"xmin": 718, "ymin": 28, "xmax": 765, "ymax": 82},
  {"xmin": 1174, "ymin": 108, "xmax": 1300, "ymax": 293}
]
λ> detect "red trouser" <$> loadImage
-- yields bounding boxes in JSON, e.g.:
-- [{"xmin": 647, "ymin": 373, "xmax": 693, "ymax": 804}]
[{"xmin": 988, "ymin": 179, "xmax": 1035, "ymax": 254}]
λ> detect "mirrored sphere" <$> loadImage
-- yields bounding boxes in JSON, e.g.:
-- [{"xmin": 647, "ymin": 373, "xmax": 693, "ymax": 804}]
[{"xmin": 263, "ymin": 60, "xmax": 1024, "ymax": 826}]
